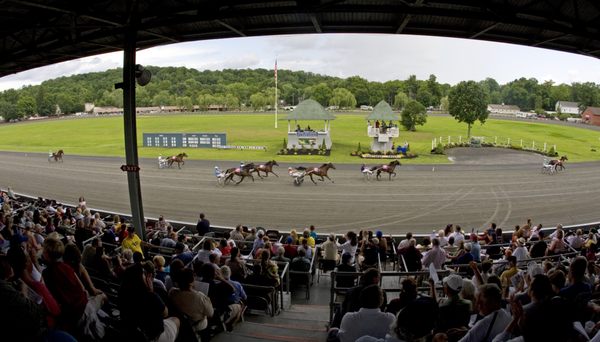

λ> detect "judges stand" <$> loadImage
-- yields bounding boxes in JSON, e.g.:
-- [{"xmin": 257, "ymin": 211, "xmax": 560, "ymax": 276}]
[{"xmin": 366, "ymin": 101, "xmax": 400, "ymax": 152}]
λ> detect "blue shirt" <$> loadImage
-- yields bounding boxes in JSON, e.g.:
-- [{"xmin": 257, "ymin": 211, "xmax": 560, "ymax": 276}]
[{"xmin": 470, "ymin": 241, "xmax": 481, "ymax": 262}]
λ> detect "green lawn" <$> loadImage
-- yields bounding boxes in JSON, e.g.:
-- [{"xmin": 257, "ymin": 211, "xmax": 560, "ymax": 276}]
[{"xmin": 1, "ymin": 114, "xmax": 599, "ymax": 163}]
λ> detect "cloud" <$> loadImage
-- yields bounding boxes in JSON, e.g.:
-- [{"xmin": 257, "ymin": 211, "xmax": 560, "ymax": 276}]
[{"xmin": 1, "ymin": 33, "xmax": 599, "ymax": 92}]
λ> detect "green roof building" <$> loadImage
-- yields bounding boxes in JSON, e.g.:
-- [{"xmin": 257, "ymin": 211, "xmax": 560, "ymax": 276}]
[
  {"xmin": 367, "ymin": 101, "xmax": 400, "ymax": 152},
  {"xmin": 287, "ymin": 99, "xmax": 335, "ymax": 150}
]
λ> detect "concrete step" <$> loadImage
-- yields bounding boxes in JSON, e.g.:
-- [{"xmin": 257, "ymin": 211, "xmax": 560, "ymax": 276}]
[
  {"xmin": 211, "ymin": 304, "xmax": 329, "ymax": 342},
  {"xmin": 223, "ymin": 321, "xmax": 327, "ymax": 342}
]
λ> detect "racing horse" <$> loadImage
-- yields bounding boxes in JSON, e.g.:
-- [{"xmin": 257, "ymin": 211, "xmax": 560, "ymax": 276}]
[
  {"xmin": 305, "ymin": 162, "xmax": 336, "ymax": 184},
  {"xmin": 224, "ymin": 163, "xmax": 256, "ymax": 184},
  {"xmin": 252, "ymin": 160, "xmax": 279, "ymax": 178},
  {"xmin": 167, "ymin": 152, "xmax": 188, "ymax": 169},
  {"xmin": 48, "ymin": 149, "xmax": 64, "ymax": 162},
  {"xmin": 372, "ymin": 160, "xmax": 401, "ymax": 180},
  {"xmin": 550, "ymin": 155, "xmax": 568, "ymax": 171}
]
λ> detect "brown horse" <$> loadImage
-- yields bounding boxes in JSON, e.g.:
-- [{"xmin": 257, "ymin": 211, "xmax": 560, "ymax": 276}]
[
  {"xmin": 252, "ymin": 160, "xmax": 279, "ymax": 178},
  {"xmin": 167, "ymin": 152, "xmax": 188, "ymax": 169},
  {"xmin": 550, "ymin": 155, "xmax": 568, "ymax": 171},
  {"xmin": 48, "ymin": 149, "xmax": 64, "ymax": 162},
  {"xmin": 305, "ymin": 162, "xmax": 336, "ymax": 184},
  {"xmin": 224, "ymin": 163, "xmax": 256, "ymax": 184},
  {"xmin": 372, "ymin": 160, "xmax": 400, "ymax": 180}
]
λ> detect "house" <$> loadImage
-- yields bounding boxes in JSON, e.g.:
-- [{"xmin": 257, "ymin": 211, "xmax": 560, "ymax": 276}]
[
  {"xmin": 582, "ymin": 107, "xmax": 600, "ymax": 126},
  {"xmin": 555, "ymin": 101, "xmax": 580, "ymax": 115},
  {"xmin": 487, "ymin": 104, "xmax": 521, "ymax": 116}
]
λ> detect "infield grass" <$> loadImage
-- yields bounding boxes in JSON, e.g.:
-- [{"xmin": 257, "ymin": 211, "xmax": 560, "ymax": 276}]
[{"xmin": 1, "ymin": 113, "xmax": 599, "ymax": 164}]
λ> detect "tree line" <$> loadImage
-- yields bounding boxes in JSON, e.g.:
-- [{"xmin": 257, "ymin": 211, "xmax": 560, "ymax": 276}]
[{"xmin": 0, "ymin": 66, "xmax": 599, "ymax": 122}]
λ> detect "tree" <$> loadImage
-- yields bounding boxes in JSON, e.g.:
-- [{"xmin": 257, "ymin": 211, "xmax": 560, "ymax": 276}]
[
  {"xmin": 440, "ymin": 96, "xmax": 449, "ymax": 112},
  {"xmin": 17, "ymin": 95, "xmax": 37, "ymax": 117},
  {"xmin": 406, "ymin": 75, "xmax": 419, "ymax": 99},
  {"xmin": 448, "ymin": 81, "xmax": 489, "ymax": 138},
  {"xmin": 249, "ymin": 92, "xmax": 269, "ymax": 110},
  {"xmin": 393, "ymin": 92, "xmax": 409, "ymax": 110},
  {"xmin": 401, "ymin": 100, "xmax": 427, "ymax": 131},
  {"xmin": 0, "ymin": 100, "xmax": 19, "ymax": 121},
  {"xmin": 329, "ymin": 88, "xmax": 356, "ymax": 109},
  {"xmin": 176, "ymin": 96, "xmax": 193, "ymax": 112},
  {"xmin": 309, "ymin": 83, "xmax": 332, "ymax": 106},
  {"xmin": 196, "ymin": 94, "xmax": 214, "ymax": 111}
]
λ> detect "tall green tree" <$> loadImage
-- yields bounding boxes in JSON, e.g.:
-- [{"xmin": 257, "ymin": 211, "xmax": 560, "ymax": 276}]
[
  {"xmin": 401, "ymin": 100, "xmax": 427, "ymax": 131},
  {"xmin": 448, "ymin": 81, "xmax": 489, "ymax": 138},
  {"xmin": 393, "ymin": 92, "xmax": 409, "ymax": 110},
  {"xmin": 329, "ymin": 88, "xmax": 357, "ymax": 109},
  {"xmin": 406, "ymin": 75, "xmax": 419, "ymax": 99}
]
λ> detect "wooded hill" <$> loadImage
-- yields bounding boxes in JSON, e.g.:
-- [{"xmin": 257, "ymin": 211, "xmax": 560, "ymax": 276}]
[{"xmin": 0, "ymin": 66, "xmax": 598, "ymax": 121}]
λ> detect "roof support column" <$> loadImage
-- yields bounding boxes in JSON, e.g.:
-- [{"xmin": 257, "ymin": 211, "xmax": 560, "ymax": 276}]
[{"xmin": 122, "ymin": 28, "xmax": 145, "ymax": 239}]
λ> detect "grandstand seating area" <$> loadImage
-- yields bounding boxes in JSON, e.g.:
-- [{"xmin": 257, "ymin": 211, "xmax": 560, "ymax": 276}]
[{"xmin": 2, "ymin": 188, "xmax": 600, "ymax": 342}]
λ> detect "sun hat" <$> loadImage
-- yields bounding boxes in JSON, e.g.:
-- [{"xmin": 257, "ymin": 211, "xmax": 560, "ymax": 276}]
[{"xmin": 442, "ymin": 274, "xmax": 463, "ymax": 291}]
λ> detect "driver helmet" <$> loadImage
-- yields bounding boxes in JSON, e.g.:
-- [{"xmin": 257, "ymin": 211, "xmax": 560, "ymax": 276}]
[{"xmin": 214, "ymin": 166, "xmax": 219, "ymax": 169}]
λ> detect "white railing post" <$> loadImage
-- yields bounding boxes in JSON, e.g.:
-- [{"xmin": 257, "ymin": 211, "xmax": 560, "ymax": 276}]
[
  {"xmin": 520, "ymin": 139, "xmax": 523, "ymax": 147},
  {"xmin": 448, "ymin": 136, "xmax": 451, "ymax": 144},
  {"xmin": 495, "ymin": 136, "xmax": 497, "ymax": 144},
  {"xmin": 544, "ymin": 142, "xmax": 547, "ymax": 151},
  {"xmin": 508, "ymin": 137, "xmax": 511, "ymax": 146},
  {"xmin": 532, "ymin": 141, "xmax": 535, "ymax": 149},
  {"xmin": 459, "ymin": 136, "xmax": 462, "ymax": 143}
]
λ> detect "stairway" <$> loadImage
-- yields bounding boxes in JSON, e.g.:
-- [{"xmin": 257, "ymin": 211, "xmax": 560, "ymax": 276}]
[{"xmin": 212, "ymin": 304, "xmax": 329, "ymax": 342}]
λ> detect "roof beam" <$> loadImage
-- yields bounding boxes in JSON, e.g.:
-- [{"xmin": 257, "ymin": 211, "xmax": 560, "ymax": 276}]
[
  {"xmin": 533, "ymin": 33, "xmax": 570, "ymax": 46},
  {"xmin": 395, "ymin": 0, "xmax": 424, "ymax": 34},
  {"xmin": 215, "ymin": 19, "xmax": 246, "ymax": 37},
  {"xmin": 470, "ymin": 22, "xmax": 500, "ymax": 39},
  {"xmin": 310, "ymin": 13, "xmax": 322, "ymax": 33}
]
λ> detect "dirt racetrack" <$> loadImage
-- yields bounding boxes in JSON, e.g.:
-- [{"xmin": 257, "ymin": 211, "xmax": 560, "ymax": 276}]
[{"xmin": 0, "ymin": 148, "xmax": 598, "ymax": 234}]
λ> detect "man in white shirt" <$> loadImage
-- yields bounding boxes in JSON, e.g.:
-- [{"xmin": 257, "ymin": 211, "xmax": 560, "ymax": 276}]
[
  {"xmin": 337, "ymin": 284, "xmax": 395, "ymax": 342},
  {"xmin": 459, "ymin": 284, "xmax": 511, "ymax": 342},
  {"xmin": 450, "ymin": 226, "xmax": 465, "ymax": 244},
  {"xmin": 421, "ymin": 238, "xmax": 447, "ymax": 270},
  {"xmin": 512, "ymin": 238, "xmax": 529, "ymax": 262}
]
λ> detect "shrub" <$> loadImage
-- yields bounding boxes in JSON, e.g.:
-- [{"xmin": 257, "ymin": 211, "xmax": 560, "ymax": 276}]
[{"xmin": 431, "ymin": 142, "xmax": 445, "ymax": 154}]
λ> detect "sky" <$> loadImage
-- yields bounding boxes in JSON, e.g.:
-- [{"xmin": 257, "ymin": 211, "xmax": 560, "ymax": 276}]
[{"xmin": 1, "ymin": 33, "xmax": 599, "ymax": 91}]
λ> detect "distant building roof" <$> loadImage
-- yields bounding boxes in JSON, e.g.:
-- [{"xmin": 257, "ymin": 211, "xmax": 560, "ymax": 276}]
[
  {"xmin": 367, "ymin": 101, "xmax": 398, "ymax": 121},
  {"xmin": 286, "ymin": 99, "xmax": 335, "ymax": 120},
  {"xmin": 556, "ymin": 101, "xmax": 579, "ymax": 108},
  {"xmin": 488, "ymin": 104, "xmax": 520, "ymax": 111},
  {"xmin": 584, "ymin": 107, "xmax": 600, "ymax": 116}
]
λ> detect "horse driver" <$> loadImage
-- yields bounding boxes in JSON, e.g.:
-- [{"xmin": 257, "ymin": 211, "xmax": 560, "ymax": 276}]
[{"xmin": 214, "ymin": 166, "xmax": 225, "ymax": 179}]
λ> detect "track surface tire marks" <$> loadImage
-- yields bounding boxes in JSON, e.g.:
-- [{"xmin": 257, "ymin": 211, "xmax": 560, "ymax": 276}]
[{"xmin": 0, "ymin": 150, "xmax": 599, "ymax": 234}]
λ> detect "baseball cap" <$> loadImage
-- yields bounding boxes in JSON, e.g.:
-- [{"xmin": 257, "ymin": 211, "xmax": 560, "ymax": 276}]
[
  {"xmin": 376, "ymin": 230, "xmax": 383, "ymax": 238},
  {"xmin": 442, "ymin": 274, "xmax": 463, "ymax": 291}
]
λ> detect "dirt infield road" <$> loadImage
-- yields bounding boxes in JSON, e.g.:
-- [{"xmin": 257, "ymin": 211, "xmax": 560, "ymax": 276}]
[{"xmin": 0, "ymin": 149, "xmax": 598, "ymax": 234}]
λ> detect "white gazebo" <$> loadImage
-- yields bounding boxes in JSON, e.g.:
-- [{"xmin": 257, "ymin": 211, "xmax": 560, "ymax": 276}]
[
  {"xmin": 286, "ymin": 99, "xmax": 336, "ymax": 150},
  {"xmin": 367, "ymin": 101, "xmax": 399, "ymax": 152}
]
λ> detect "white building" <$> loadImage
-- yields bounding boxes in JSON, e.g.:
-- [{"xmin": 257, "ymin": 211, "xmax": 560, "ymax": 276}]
[
  {"xmin": 555, "ymin": 101, "xmax": 580, "ymax": 115},
  {"xmin": 487, "ymin": 104, "xmax": 521, "ymax": 116}
]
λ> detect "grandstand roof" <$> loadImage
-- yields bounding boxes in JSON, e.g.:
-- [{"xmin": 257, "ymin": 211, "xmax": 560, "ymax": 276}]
[
  {"xmin": 1, "ymin": 1, "xmax": 600, "ymax": 78},
  {"xmin": 287, "ymin": 99, "xmax": 334, "ymax": 120},
  {"xmin": 367, "ymin": 101, "xmax": 398, "ymax": 121}
]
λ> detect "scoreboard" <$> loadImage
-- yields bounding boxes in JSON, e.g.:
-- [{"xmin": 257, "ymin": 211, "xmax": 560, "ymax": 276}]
[{"xmin": 143, "ymin": 133, "xmax": 226, "ymax": 148}]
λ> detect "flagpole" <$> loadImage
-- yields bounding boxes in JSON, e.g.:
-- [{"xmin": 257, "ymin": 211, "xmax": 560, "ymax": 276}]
[{"xmin": 274, "ymin": 58, "xmax": 278, "ymax": 129}]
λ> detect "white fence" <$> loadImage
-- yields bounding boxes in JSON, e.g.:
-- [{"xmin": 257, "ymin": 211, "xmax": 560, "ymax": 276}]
[{"xmin": 431, "ymin": 135, "xmax": 557, "ymax": 153}]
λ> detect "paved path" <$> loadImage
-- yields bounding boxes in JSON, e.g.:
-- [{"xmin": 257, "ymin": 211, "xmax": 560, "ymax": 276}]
[{"xmin": 0, "ymin": 149, "xmax": 598, "ymax": 234}]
